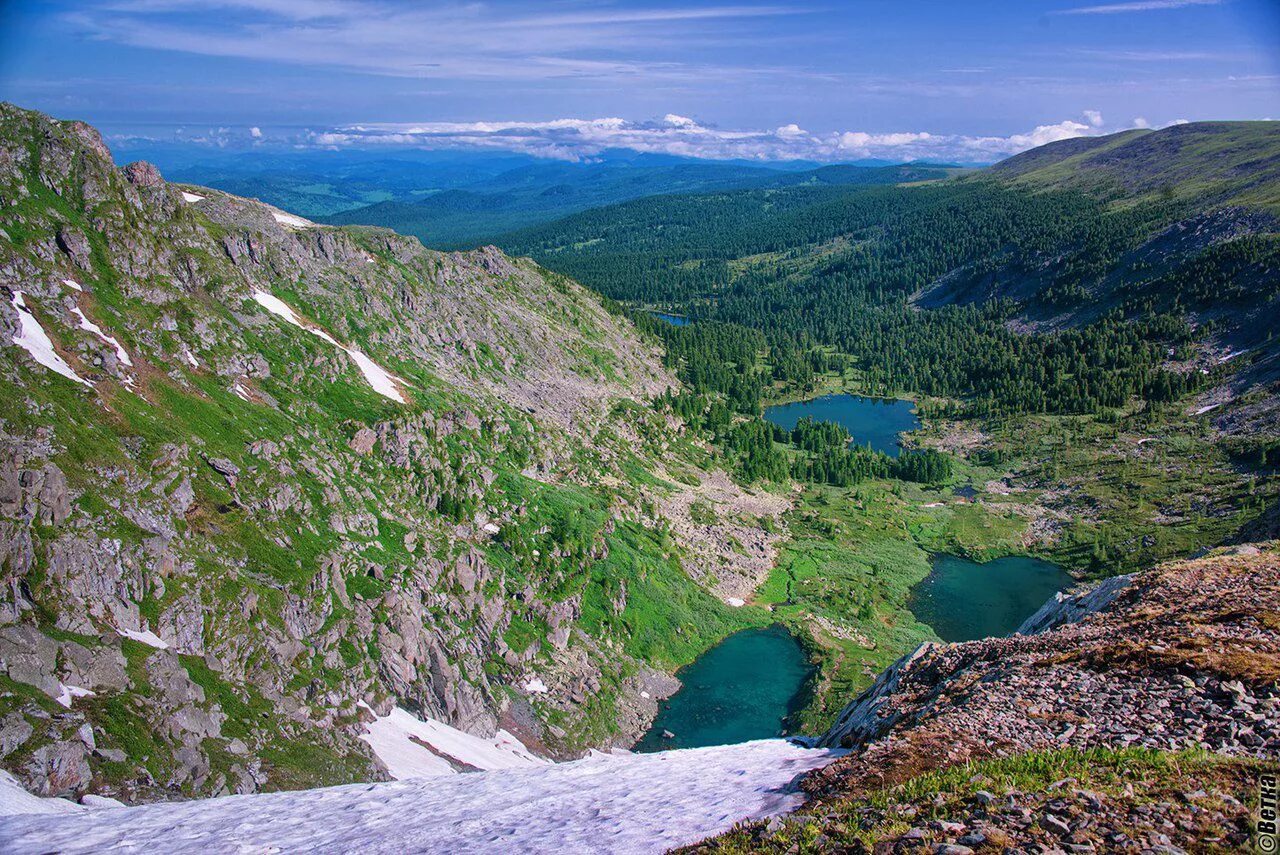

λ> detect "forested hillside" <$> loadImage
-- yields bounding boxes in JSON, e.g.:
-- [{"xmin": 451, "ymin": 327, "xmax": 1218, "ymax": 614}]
[
  {"xmin": 323, "ymin": 161, "xmax": 953, "ymax": 249},
  {"xmin": 499, "ymin": 122, "xmax": 1280, "ymax": 419}
]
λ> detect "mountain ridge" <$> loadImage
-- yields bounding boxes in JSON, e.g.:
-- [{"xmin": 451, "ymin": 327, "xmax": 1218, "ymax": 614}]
[{"xmin": 0, "ymin": 102, "xmax": 787, "ymax": 803}]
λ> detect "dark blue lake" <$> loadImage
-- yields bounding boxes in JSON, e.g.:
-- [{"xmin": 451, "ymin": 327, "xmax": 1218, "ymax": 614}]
[
  {"xmin": 764, "ymin": 394, "xmax": 920, "ymax": 457},
  {"xmin": 635, "ymin": 625, "xmax": 811, "ymax": 752},
  {"xmin": 649, "ymin": 311, "xmax": 690, "ymax": 326},
  {"xmin": 907, "ymin": 555, "xmax": 1075, "ymax": 642}
]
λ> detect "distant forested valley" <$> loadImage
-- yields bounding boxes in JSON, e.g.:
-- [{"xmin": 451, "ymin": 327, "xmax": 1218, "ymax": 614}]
[{"xmin": 503, "ymin": 124, "xmax": 1280, "ymax": 423}]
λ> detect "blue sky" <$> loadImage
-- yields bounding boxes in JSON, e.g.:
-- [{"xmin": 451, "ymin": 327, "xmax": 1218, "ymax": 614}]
[{"xmin": 0, "ymin": 0, "xmax": 1277, "ymax": 162}]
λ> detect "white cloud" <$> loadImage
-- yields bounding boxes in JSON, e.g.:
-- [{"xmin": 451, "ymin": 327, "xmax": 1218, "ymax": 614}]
[
  {"xmin": 1132, "ymin": 116, "xmax": 1151, "ymax": 128},
  {"xmin": 309, "ymin": 111, "xmax": 1120, "ymax": 164},
  {"xmin": 1055, "ymin": 0, "xmax": 1222, "ymax": 15},
  {"xmin": 250, "ymin": 126, "xmax": 262, "ymax": 137}
]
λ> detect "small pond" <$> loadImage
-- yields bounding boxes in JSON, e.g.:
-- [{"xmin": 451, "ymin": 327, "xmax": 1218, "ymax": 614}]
[
  {"xmin": 635, "ymin": 625, "xmax": 811, "ymax": 752},
  {"xmin": 764, "ymin": 394, "xmax": 920, "ymax": 457},
  {"xmin": 907, "ymin": 554, "xmax": 1075, "ymax": 642},
  {"xmin": 649, "ymin": 311, "xmax": 690, "ymax": 326}
]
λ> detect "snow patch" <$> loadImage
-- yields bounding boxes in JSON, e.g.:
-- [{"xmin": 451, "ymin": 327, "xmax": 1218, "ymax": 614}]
[
  {"xmin": 725, "ymin": 597, "xmax": 746, "ymax": 608},
  {"xmin": 482, "ymin": 522, "xmax": 501, "ymax": 534},
  {"xmin": 120, "ymin": 628, "xmax": 168, "ymax": 650},
  {"xmin": 231, "ymin": 380, "xmax": 253, "ymax": 402},
  {"xmin": 55, "ymin": 684, "xmax": 95, "ymax": 709},
  {"xmin": 62, "ymin": 279, "xmax": 83, "ymax": 292},
  {"xmin": 70, "ymin": 307, "xmax": 133, "ymax": 367},
  {"xmin": 523, "ymin": 676, "xmax": 549, "ymax": 694},
  {"xmin": 270, "ymin": 210, "xmax": 314, "ymax": 229},
  {"xmin": 342, "ymin": 346, "xmax": 407, "ymax": 403},
  {"xmin": 79, "ymin": 795, "xmax": 125, "ymax": 809},
  {"xmin": 252, "ymin": 290, "xmax": 406, "ymax": 403},
  {"xmin": 184, "ymin": 350, "xmax": 199, "ymax": 368},
  {"xmin": 358, "ymin": 704, "xmax": 546, "ymax": 779},
  {"xmin": 180, "ymin": 191, "xmax": 205, "ymax": 203},
  {"xmin": 9, "ymin": 292, "xmax": 91, "ymax": 387},
  {"xmin": 1193, "ymin": 403, "xmax": 1221, "ymax": 416},
  {"xmin": 0, "ymin": 740, "xmax": 842, "ymax": 853}
]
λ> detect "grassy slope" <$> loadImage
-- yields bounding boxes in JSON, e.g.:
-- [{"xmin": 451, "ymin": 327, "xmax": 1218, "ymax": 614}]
[
  {"xmin": 700, "ymin": 747, "xmax": 1266, "ymax": 853},
  {"xmin": 989, "ymin": 120, "xmax": 1280, "ymax": 211}
]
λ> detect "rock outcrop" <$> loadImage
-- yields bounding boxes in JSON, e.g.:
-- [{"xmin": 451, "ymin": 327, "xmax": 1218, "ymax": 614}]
[
  {"xmin": 0, "ymin": 103, "xmax": 785, "ymax": 803},
  {"xmin": 816, "ymin": 549, "xmax": 1278, "ymax": 764},
  {"xmin": 698, "ymin": 547, "xmax": 1280, "ymax": 853}
]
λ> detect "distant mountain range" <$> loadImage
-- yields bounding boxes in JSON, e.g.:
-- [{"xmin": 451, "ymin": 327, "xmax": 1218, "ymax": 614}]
[{"xmin": 115, "ymin": 141, "xmax": 961, "ymax": 248}]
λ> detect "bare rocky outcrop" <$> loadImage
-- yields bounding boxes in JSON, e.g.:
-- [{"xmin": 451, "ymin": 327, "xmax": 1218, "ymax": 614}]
[
  {"xmin": 0, "ymin": 102, "xmax": 782, "ymax": 804},
  {"xmin": 811, "ymin": 549, "xmax": 1279, "ymax": 794}
]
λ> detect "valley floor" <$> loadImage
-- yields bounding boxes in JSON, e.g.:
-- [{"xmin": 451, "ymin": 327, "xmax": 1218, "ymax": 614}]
[{"xmin": 0, "ymin": 740, "xmax": 842, "ymax": 854}]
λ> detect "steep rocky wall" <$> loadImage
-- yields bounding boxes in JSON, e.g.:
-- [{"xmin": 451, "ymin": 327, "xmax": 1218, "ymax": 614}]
[{"xmin": 0, "ymin": 103, "xmax": 786, "ymax": 803}]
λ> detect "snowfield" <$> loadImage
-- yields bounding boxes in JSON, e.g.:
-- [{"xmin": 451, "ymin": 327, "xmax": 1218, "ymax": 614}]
[
  {"xmin": 357, "ymin": 704, "xmax": 547, "ymax": 778},
  {"xmin": 119, "ymin": 628, "xmax": 169, "ymax": 650},
  {"xmin": 70, "ymin": 306, "xmax": 133, "ymax": 367},
  {"xmin": 252, "ymin": 289, "xmax": 407, "ymax": 403},
  {"xmin": 9, "ymin": 292, "xmax": 91, "ymax": 386},
  {"xmin": 0, "ymin": 740, "xmax": 840, "ymax": 854},
  {"xmin": 270, "ymin": 209, "xmax": 314, "ymax": 229}
]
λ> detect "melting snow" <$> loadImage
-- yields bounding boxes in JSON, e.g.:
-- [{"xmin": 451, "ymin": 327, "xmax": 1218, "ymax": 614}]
[
  {"xmin": 1193, "ymin": 403, "xmax": 1221, "ymax": 416},
  {"xmin": 0, "ymin": 772, "xmax": 80, "ymax": 817},
  {"xmin": 271, "ymin": 210, "xmax": 314, "ymax": 229},
  {"xmin": 726, "ymin": 597, "xmax": 745, "ymax": 607},
  {"xmin": 231, "ymin": 380, "xmax": 253, "ymax": 401},
  {"xmin": 120, "ymin": 628, "xmax": 168, "ymax": 650},
  {"xmin": 9, "ymin": 292, "xmax": 91, "ymax": 387},
  {"xmin": 70, "ymin": 307, "xmax": 133, "ymax": 367},
  {"xmin": 62, "ymin": 279, "xmax": 83, "ymax": 292},
  {"xmin": 252, "ymin": 290, "xmax": 406, "ymax": 403},
  {"xmin": 358, "ymin": 704, "xmax": 546, "ymax": 779},
  {"xmin": 0, "ymin": 739, "xmax": 841, "ymax": 854},
  {"xmin": 180, "ymin": 191, "xmax": 205, "ymax": 203},
  {"xmin": 79, "ymin": 795, "xmax": 125, "ymax": 809},
  {"xmin": 54, "ymin": 684, "xmax": 94, "ymax": 709},
  {"xmin": 184, "ymin": 350, "xmax": 200, "ymax": 368},
  {"xmin": 523, "ymin": 676, "xmax": 549, "ymax": 694}
]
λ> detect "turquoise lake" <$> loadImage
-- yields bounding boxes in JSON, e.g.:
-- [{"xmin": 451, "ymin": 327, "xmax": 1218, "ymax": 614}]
[
  {"xmin": 763, "ymin": 394, "xmax": 920, "ymax": 457},
  {"xmin": 907, "ymin": 554, "xmax": 1075, "ymax": 642},
  {"xmin": 635, "ymin": 625, "xmax": 811, "ymax": 752}
]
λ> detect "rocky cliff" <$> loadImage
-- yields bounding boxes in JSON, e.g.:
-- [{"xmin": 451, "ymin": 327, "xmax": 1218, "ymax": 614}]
[{"xmin": 0, "ymin": 104, "xmax": 786, "ymax": 802}]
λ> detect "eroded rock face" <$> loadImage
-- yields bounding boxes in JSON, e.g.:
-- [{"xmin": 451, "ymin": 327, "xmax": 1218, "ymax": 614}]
[{"xmin": 0, "ymin": 103, "xmax": 778, "ymax": 804}]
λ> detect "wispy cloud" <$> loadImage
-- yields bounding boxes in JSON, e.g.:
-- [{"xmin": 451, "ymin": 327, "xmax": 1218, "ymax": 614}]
[
  {"xmin": 1054, "ymin": 0, "xmax": 1223, "ymax": 15},
  {"xmin": 288, "ymin": 111, "xmax": 1140, "ymax": 164},
  {"xmin": 67, "ymin": 1, "xmax": 814, "ymax": 83}
]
